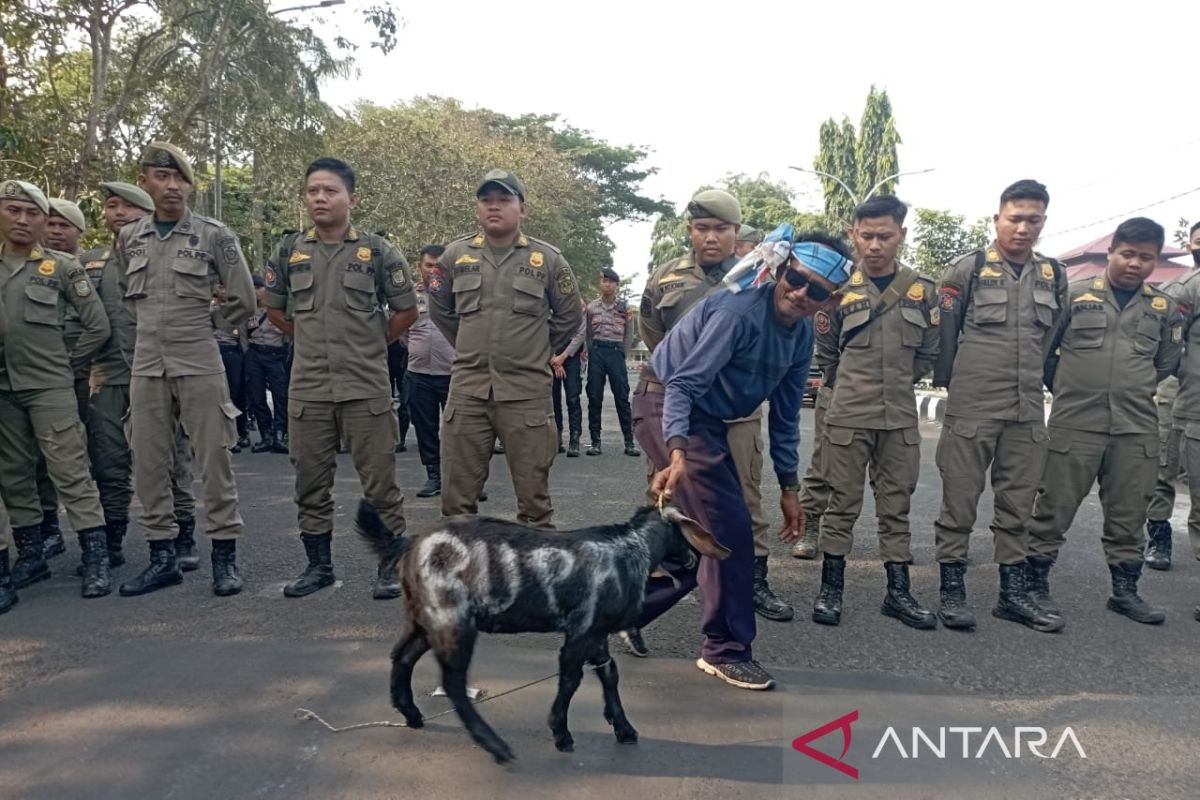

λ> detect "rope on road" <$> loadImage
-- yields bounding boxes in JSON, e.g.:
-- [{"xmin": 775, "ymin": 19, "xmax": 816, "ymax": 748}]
[{"xmin": 294, "ymin": 672, "xmax": 559, "ymax": 734}]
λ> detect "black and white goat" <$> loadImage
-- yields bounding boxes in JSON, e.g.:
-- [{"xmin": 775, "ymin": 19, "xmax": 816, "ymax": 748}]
[{"xmin": 355, "ymin": 500, "xmax": 729, "ymax": 764}]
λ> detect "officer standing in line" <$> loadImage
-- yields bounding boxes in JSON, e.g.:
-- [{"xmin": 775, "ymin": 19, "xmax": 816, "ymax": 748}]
[
  {"xmin": 637, "ymin": 189, "xmax": 792, "ymax": 635},
  {"xmin": 244, "ymin": 275, "xmax": 290, "ymax": 454},
  {"xmin": 114, "ymin": 142, "xmax": 254, "ymax": 598},
  {"xmin": 584, "ymin": 268, "xmax": 639, "ymax": 457},
  {"xmin": 0, "ymin": 180, "xmax": 112, "ymax": 598},
  {"xmin": 734, "ymin": 224, "xmax": 763, "ymax": 258},
  {"xmin": 427, "ymin": 169, "xmax": 583, "ymax": 528},
  {"xmin": 932, "ymin": 179, "xmax": 1066, "ymax": 633},
  {"xmin": 263, "ymin": 157, "xmax": 417, "ymax": 599},
  {"xmin": 406, "ymin": 245, "xmax": 456, "ymax": 496},
  {"xmin": 810, "ymin": 197, "xmax": 939, "ymax": 629},
  {"xmin": 1026, "ymin": 218, "xmax": 1179, "ymax": 624},
  {"xmin": 213, "ymin": 284, "xmax": 251, "ymax": 452},
  {"xmin": 551, "ymin": 300, "xmax": 586, "ymax": 457},
  {"xmin": 76, "ymin": 181, "xmax": 199, "ymax": 575}
]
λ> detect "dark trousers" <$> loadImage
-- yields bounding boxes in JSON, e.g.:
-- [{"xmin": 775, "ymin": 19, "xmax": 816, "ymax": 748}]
[
  {"xmin": 408, "ymin": 372, "xmax": 451, "ymax": 468},
  {"xmin": 246, "ymin": 344, "xmax": 290, "ymax": 437},
  {"xmin": 632, "ymin": 388, "xmax": 756, "ymax": 664},
  {"xmin": 219, "ymin": 343, "xmax": 248, "ymax": 438},
  {"xmin": 552, "ymin": 353, "xmax": 583, "ymax": 440},
  {"xmin": 388, "ymin": 341, "xmax": 411, "ymax": 444},
  {"xmin": 587, "ymin": 343, "xmax": 633, "ymax": 443}
]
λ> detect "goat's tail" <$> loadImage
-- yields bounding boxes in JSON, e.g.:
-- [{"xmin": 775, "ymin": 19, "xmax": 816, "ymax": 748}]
[{"xmin": 354, "ymin": 499, "xmax": 410, "ymax": 564}]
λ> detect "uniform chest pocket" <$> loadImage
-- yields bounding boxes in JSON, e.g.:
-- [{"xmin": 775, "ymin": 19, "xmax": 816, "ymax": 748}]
[
  {"xmin": 841, "ymin": 307, "xmax": 872, "ymax": 348},
  {"xmin": 342, "ymin": 269, "xmax": 378, "ymax": 312},
  {"xmin": 452, "ymin": 271, "xmax": 483, "ymax": 315},
  {"xmin": 971, "ymin": 288, "xmax": 1008, "ymax": 325},
  {"xmin": 898, "ymin": 304, "xmax": 927, "ymax": 347},
  {"xmin": 1133, "ymin": 315, "xmax": 1162, "ymax": 355},
  {"xmin": 1068, "ymin": 311, "xmax": 1106, "ymax": 349},
  {"xmin": 512, "ymin": 275, "xmax": 546, "ymax": 316},
  {"xmin": 123, "ymin": 256, "xmax": 149, "ymax": 299},
  {"xmin": 1033, "ymin": 288, "xmax": 1058, "ymax": 329},
  {"xmin": 171, "ymin": 258, "xmax": 213, "ymax": 300},
  {"xmin": 289, "ymin": 269, "xmax": 315, "ymax": 313},
  {"xmin": 23, "ymin": 283, "xmax": 61, "ymax": 327}
]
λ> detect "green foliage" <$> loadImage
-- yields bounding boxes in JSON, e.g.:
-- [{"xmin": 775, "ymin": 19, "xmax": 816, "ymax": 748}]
[
  {"xmin": 813, "ymin": 86, "xmax": 902, "ymax": 231},
  {"xmin": 911, "ymin": 208, "xmax": 991, "ymax": 279}
]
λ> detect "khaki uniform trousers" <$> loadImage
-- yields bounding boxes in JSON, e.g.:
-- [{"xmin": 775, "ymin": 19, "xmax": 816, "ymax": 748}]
[
  {"xmin": 442, "ymin": 393, "xmax": 557, "ymax": 528},
  {"xmin": 821, "ymin": 425, "xmax": 921, "ymax": 563},
  {"xmin": 1027, "ymin": 429, "xmax": 1157, "ymax": 565},
  {"xmin": 798, "ymin": 386, "xmax": 833, "ymax": 528},
  {"xmin": 0, "ymin": 498, "xmax": 11, "ymax": 551},
  {"xmin": 934, "ymin": 416, "xmax": 1048, "ymax": 565},
  {"xmin": 1147, "ymin": 400, "xmax": 1182, "ymax": 523},
  {"xmin": 130, "ymin": 374, "xmax": 241, "ymax": 541},
  {"xmin": 1178, "ymin": 424, "xmax": 1200, "ymax": 560},
  {"xmin": 0, "ymin": 388, "xmax": 104, "ymax": 531},
  {"xmin": 289, "ymin": 396, "xmax": 405, "ymax": 536}
]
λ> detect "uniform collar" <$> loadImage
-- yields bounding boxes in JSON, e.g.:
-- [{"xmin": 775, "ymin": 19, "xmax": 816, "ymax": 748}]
[
  {"xmin": 0, "ymin": 243, "xmax": 44, "ymax": 261},
  {"xmin": 468, "ymin": 232, "xmax": 529, "ymax": 248},
  {"xmin": 304, "ymin": 224, "xmax": 359, "ymax": 243}
]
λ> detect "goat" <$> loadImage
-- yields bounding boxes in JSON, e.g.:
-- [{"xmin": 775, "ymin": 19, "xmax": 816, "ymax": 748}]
[{"xmin": 355, "ymin": 499, "xmax": 729, "ymax": 764}]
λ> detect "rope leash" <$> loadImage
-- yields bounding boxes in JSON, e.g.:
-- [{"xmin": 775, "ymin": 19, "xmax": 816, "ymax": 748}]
[{"xmin": 294, "ymin": 672, "xmax": 559, "ymax": 734}]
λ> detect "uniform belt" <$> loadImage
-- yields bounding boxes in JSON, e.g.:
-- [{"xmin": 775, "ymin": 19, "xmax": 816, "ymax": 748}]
[
  {"xmin": 249, "ymin": 342, "xmax": 287, "ymax": 352},
  {"xmin": 592, "ymin": 339, "xmax": 624, "ymax": 349},
  {"xmin": 635, "ymin": 378, "xmax": 665, "ymax": 394},
  {"xmin": 217, "ymin": 341, "xmax": 241, "ymax": 351}
]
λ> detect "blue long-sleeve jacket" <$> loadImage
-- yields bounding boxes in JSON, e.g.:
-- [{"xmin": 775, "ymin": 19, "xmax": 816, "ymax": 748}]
[{"xmin": 650, "ymin": 282, "xmax": 813, "ymax": 486}]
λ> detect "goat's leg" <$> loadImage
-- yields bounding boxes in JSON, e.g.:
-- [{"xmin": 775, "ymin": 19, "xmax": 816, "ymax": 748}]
[
  {"xmin": 548, "ymin": 634, "xmax": 596, "ymax": 753},
  {"xmin": 390, "ymin": 626, "xmax": 430, "ymax": 728},
  {"xmin": 436, "ymin": 627, "xmax": 515, "ymax": 764},
  {"xmin": 588, "ymin": 640, "xmax": 638, "ymax": 744}
]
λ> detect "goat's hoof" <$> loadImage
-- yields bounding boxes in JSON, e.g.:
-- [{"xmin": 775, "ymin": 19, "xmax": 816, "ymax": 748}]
[
  {"xmin": 614, "ymin": 722, "xmax": 639, "ymax": 744},
  {"xmin": 554, "ymin": 734, "xmax": 575, "ymax": 753}
]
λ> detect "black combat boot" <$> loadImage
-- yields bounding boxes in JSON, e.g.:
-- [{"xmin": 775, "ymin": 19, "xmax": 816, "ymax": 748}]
[
  {"xmin": 175, "ymin": 516, "xmax": 200, "ymax": 572},
  {"xmin": 753, "ymin": 556, "xmax": 794, "ymax": 621},
  {"xmin": 77, "ymin": 520, "xmax": 127, "ymax": 577},
  {"xmin": 992, "ymin": 562, "xmax": 1064, "ymax": 633},
  {"xmin": 881, "ymin": 562, "xmax": 937, "ymax": 629},
  {"xmin": 1144, "ymin": 520, "xmax": 1172, "ymax": 571},
  {"xmin": 567, "ymin": 434, "xmax": 581, "ymax": 458},
  {"xmin": 11, "ymin": 525, "xmax": 50, "ymax": 589},
  {"xmin": 270, "ymin": 433, "xmax": 289, "ymax": 454},
  {"xmin": 0, "ymin": 549, "xmax": 18, "ymax": 615},
  {"xmin": 41, "ymin": 510, "xmax": 66, "ymax": 559},
  {"xmin": 1025, "ymin": 554, "xmax": 1060, "ymax": 616},
  {"xmin": 251, "ymin": 431, "xmax": 276, "ymax": 454},
  {"xmin": 586, "ymin": 441, "xmax": 602, "ymax": 456},
  {"xmin": 373, "ymin": 557, "xmax": 402, "ymax": 600},
  {"xmin": 624, "ymin": 439, "xmax": 641, "ymax": 457},
  {"xmin": 78, "ymin": 528, "xmax": 112, "ymax": 598},
  {"xmin": 1107, "ymin": 562, "xmax": 1165, "ymax": 624},
  {"xmin": 937, "ymin": 562, "xmax": 976, "ymax": 630},
  {"xmin": 416, "ymin": 464, "xmax": 441, "ymax": 498},
  {"xmin": 211, "ymin": 539, "xmax": 243, "ymax": 597},
  {"xmin": 119, "ymin": 540, "xmax": 183, "ymax": 597},
  {"xmin": 811, "ymin": 554, "xmax": 844, "ymax": 625},
  {"xmin": 283, "ymin": 532, "xmax": 336, "ymax": 597}
]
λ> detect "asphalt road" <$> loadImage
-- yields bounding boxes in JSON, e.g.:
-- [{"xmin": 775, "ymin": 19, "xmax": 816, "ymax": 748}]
[{"xmin": 2, "ymin": 401, "xmax": 1199, "ymax": 799}]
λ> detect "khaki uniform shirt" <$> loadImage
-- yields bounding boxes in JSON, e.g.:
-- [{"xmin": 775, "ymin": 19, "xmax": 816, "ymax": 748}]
[
  {"xmin": 263, "ymin": 226, "xmax": 415, "ymax": 403},
  {"xmin": 0, "ymin": 244, "xmax": 109, "ymax": 391},
  {"xmin": 80, "ymin": 245, "xmax": 138, "ymax": 388},
  {"xmin": 428, "ymin": 232, "xmax": 582, "ymax": 402},
  {"xmin": 934, "ymin": 244, "xmax": 1066, "ymax": 422},
  {"xmin": 817, "ymin": 268, "xmax": 939, "ymax": 430},
  {"xmin": 1162, "ymin": 269, "xmax": 1200, "ymax": 422},
  {"xmin": 639, "ymin": 253, "xmax": 739, "ymax": 353},
  {"xmin": 1045, "ymin": 274, "xmax": 1180, "ymax": 435},
  {"xmin": 586, "ymin": 297, "xmax": 634, "ymax": 348},
  {"xmin": 114, "ymin": 209, "xmax": 255, "ymax": 378}
]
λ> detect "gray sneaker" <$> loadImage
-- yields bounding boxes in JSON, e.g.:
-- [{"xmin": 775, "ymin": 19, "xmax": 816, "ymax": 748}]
[{"xmin": 696, "ymin": 658, "xmax": 776, "ymax": 690}]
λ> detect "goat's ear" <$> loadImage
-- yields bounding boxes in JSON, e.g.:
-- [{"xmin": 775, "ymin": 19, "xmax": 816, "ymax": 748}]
[{"xmin": 661, "ymin": 506, "xmax": 730, "ymax": 560}]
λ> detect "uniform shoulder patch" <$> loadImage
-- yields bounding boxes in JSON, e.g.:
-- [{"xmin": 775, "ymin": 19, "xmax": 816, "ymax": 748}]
[
  {"xmin": 73, "ymin": 278, "xmax": 92, "ymax": 297},
  {"xmin": 264, "ymin": 267, "xmax": 279, "ymax": 289},
  {"xmin": 814, "ymin": 310, "xmax": 832, "ymax": 335},
  {"xmin": 556, "ymin": 266, "xmax": 577, "ymax": 296},
  {"xmin": 390, "ymin": 267, "xmax": 408, "ymax": 288}
]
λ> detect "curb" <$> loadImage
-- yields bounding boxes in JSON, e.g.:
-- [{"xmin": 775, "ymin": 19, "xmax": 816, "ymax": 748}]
[{"xmin": 915, "ymin": 392, "xmax": 1053, "ymax": 425}]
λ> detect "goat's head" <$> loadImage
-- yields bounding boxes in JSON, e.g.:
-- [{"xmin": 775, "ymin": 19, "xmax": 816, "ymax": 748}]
[{"xmin": 650, "ymin": 505, "xmax": 730, "ymax": 585}]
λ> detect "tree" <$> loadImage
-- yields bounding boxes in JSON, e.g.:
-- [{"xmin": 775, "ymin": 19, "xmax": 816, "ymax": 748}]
[
  {"xmin": 911, "ymin": 208, "xmax": 990, "ymax": 279},
  {"xmin": 813, "ymin": 86, "xmax": 902, "ymax": 230}
]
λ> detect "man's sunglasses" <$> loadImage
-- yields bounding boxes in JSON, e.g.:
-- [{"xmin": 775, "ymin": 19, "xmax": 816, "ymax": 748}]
[{"xmin": 783, "ymin": 267, "xmax": 834, "ymax": 302}]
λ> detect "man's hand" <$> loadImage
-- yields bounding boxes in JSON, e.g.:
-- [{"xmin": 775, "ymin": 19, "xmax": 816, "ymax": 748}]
[
  {"xmin": 550, "ymin": 352, "xmax": 567, "ymax": 379},
  {"xmin": 650, "ymin": 449, "xmax": 687, "ymax": 503},
  {"xmin": 779, "ymin": 490, "xmax": 806, "ymax": 543}
]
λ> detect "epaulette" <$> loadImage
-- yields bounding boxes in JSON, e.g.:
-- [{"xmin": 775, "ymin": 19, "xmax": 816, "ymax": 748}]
[
  {"xmin": 190, "ymin": 213, "xmax": 222, "ymax": 227},
  {"xmin": 524, "ymin": 235, "xmax": 562, "ymax": 255}
]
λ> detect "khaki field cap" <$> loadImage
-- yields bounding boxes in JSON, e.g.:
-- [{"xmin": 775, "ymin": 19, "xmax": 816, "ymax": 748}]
[
  {"xmin": 48, "ymin": 199, "xmax": 86, "ymax": 232},
  {"xmin": 100, "ymin": 181, "xmax": 155, "ymax": 212},
  {"xmin": 476, "ymin": 169, "xmax": 526, "ymax": 201},
  {"xmin": 140, "ymin": 141, "xmax": 196, "ymax": 186},
  {"xmin": 0, "ymin": 180, "xmax": 50, "ymax": 214},
  {"xmin": 687, "ymin": 189, "xmax": 742, "ymax": 225}
]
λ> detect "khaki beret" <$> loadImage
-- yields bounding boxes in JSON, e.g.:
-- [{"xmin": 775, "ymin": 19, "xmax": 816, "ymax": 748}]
[
  {"xmin": 48, "ymin": 199, "xmax": 86, "ymax": 232},
  {"xmin": 736, "ymin": 224, "xmax": 762, "ymax": 244},
  {"xmin": 100, "ymin": 181, "xmax": 155, "ymax": 212},
  {"xmin": 476, "ymin": 169, "xmax": 525, "ymax": 201},
  {"xmin": 0, "ymin": 180, "xmax": 50, "ymax": 214},
  {"xmin": 140, "ymin": 141, "xmax": 195, "ymax": 185},
  {"xmin": 687, "ymin": 189, "xmax": 742, "ymax": 225}
]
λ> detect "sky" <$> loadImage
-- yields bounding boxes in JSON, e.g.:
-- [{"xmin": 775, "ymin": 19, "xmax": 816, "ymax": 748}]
[{"xmin": 303, "ymin": 0, "xmax": 1200, "ymax": 295}]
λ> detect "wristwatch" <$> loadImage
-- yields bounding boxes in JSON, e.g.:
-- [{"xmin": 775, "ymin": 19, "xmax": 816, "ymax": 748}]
[{"xmin": 780, "ymin": 484, "xmax": 801, "ymax": 493}]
